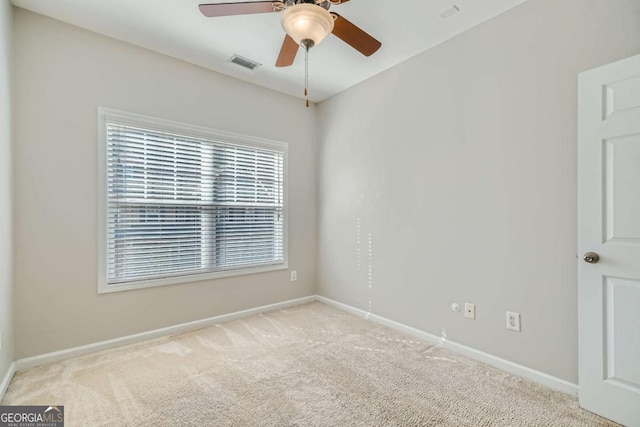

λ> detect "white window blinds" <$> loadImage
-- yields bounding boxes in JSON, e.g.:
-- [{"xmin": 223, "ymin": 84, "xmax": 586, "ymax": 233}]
[{"xmin": 104, "ymin": 119, "xmax": 285, "ymax": 287}]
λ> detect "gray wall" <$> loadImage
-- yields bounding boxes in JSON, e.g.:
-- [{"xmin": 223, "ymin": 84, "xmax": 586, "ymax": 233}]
[
  {"xmin": 0, "ymin": 1, "xmax": 13, "ymax": 382},
  {"xmin": 316, "ymin": 0, "xmax": 640, "ymax": 383},
  {"xmin": 13, "ymin": 9, "xmax": 317, "ymax": 358}
]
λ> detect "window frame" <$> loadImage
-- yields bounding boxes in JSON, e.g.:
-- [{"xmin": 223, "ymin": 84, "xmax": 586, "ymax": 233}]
[{"xmin": 97, "ymin": 108, "xmax": 288, "ymax": 294}]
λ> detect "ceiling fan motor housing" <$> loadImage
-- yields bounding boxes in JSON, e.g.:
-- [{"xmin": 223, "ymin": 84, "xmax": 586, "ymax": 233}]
[{"xmin": 295, "ymin": 0, "xmax": 331, "ymax": 10}]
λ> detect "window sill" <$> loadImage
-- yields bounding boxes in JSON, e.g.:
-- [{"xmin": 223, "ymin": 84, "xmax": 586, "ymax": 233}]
[{"xmin": 98, "ymin": 262, "xmax": 288, "ymax": 294}]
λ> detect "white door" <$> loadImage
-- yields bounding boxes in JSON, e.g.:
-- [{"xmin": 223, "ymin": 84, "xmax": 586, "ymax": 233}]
[{"xmin": 578, "ymin": 53, "xmax": 640, "ymax": 427}]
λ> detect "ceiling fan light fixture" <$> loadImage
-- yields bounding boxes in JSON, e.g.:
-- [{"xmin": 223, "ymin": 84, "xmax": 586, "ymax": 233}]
[{"xmin": 281, "ymin": 3, "xmax": 334, "ymax": 47}]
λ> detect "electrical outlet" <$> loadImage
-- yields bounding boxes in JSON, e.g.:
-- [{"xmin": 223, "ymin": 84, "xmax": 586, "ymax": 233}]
[
  {"xmin": 290, "ymin": 270, "xmax": 297, "ymax": 282},
  {"xmin": 506, "ymin": 311, "xmax": 521, "ymax": 331},
  {"xmin": 464, "ymin": 303, "xmax": 475, "ymax": 320}
]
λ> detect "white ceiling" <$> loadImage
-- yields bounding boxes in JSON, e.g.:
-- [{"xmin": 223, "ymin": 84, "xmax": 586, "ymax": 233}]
[{"xmin": 12, "ymin": 0, "xmax": 527, "ymax": 102}]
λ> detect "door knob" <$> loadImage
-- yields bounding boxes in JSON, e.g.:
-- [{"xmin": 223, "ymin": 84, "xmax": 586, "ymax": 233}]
[{"xmin": 583, "ymin": 252, "xmax": 600, "ymax": 264}]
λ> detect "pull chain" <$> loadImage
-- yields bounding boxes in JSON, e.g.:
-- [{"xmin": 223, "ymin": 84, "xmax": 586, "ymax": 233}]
[{"xmin": 304, "ymin": 45, "xmax": 309, "ymax": 108}]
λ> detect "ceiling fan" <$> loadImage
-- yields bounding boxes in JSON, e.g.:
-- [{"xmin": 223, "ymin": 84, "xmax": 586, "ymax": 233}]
[{"xmin": 198, "ymin": 0, "xmax": 382, "ymax": 68}]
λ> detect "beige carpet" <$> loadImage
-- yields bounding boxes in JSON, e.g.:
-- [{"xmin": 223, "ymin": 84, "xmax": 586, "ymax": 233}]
[{"xmin": 2, "ymin": 302, "xmax": 617, "ymax": 426}]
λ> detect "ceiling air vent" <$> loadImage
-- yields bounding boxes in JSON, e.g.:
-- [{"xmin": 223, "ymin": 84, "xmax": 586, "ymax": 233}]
[{"xmin": 228, "ymin": 54, "xmax": 262, "ymax": 71}]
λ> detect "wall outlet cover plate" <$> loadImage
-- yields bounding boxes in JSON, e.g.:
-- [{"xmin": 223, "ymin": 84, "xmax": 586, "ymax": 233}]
[{"xmin": 506, "ymin": 311, "xmax": 521, "ymax": 331}]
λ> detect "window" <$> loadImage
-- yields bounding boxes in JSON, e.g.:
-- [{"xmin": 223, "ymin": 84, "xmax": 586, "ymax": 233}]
[{"xmin": 98, "ymin": 109, "xmax": 287, "ymax": 293}]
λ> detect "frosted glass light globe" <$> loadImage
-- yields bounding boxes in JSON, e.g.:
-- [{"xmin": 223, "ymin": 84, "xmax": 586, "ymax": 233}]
[{"xmin": 281, "ymin": 3, "xmax": 334, "ymax": 47}]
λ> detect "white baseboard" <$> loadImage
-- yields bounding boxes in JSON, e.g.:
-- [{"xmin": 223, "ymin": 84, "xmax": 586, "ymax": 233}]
[
  {"xmin": 315, "ymin": 296, "xmax": 443, "ymax": 346},
  {"xmin": 316, "ymin": 295, "xmax": 579, "ymax": 397},
  {"xmin": 0, "ymin": 362, "xmax": 16, "ymax": 402},
  {"xmin": 11, "ymin": 294, "xmax": 579, "ymax": 398},
  {"xmin": 15, "ymin": 295, "xmax": 316, "ymax": 371},
  {"xmin": 442, "ymin": 340, "xmax": 578, "ymax": 396}
]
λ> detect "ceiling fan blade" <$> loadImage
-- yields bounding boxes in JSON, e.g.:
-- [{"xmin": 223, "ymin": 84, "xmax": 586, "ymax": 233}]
[
  {"xmin": 276, "ymin": 35, "xmax": 299, "ymax": 67},
  {"xmin": 199, "ymin": 2, "xmax": 283, "ymax": 17},
  {"xmin": 330, "ymin": 13, "xmax": 381, "ymax": 57}
]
